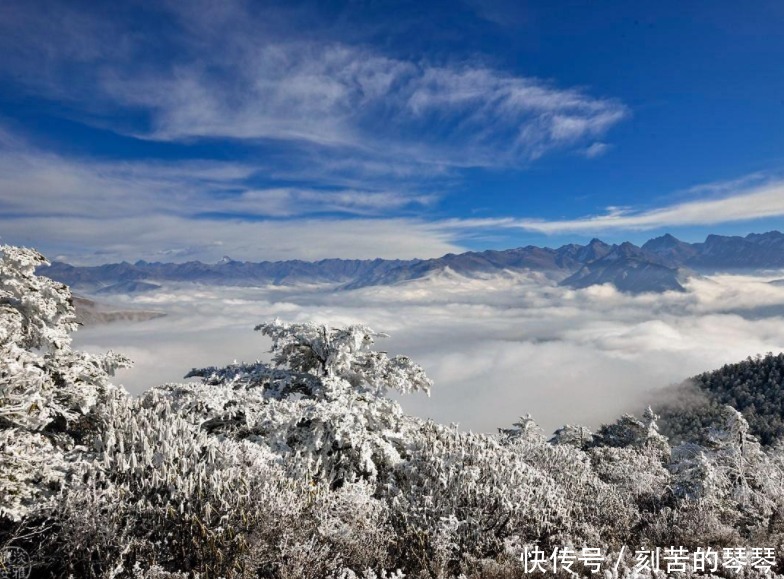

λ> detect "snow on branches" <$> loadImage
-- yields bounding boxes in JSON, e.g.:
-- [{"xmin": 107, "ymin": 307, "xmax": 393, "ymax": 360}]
[
  {"xmin": 0, "ymin": 244, "xmax": 130, "ymax": 431},
  {"xmin": 175, "ymin": 320, "xmax": 433, "ymax": 488},
  {"xmin": 5, "ymin": 243, "xmax": 784, "ymax": 577},
  {"xmin": 0, "ymin": 245, "xmax": 130, "ymax": 520},
  {"xmin": 256, "ymin": 319, "xmax": 432, "ymax": 396}
]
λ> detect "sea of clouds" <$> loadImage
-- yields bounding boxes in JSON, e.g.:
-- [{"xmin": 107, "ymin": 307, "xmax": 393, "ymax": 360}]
[{"xmin": 72, "ymin": 270, "xmax": 784, "ymax": 435}]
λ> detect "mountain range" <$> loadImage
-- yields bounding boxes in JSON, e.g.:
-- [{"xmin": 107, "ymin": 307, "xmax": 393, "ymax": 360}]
[{"xmin": 38, "ymin": 231, "xmax": 784, "ymax": 295}]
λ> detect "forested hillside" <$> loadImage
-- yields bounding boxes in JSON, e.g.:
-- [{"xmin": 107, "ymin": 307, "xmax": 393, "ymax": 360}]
[
  {"xmin": 657, "ymin": 354, "xmax": 784, "ymax": 446},
  {"xmin": 3, "ymin": 244, "xmax": 784, "ymax": 578}
]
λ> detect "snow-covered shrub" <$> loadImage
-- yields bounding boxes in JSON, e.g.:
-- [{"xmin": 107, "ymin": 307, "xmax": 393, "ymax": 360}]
[
  {"xmin": 505, "ymin": 423, "xmax": 637, "ymax": 547},
  {"xmin": 35, "ymin": 388, "xmax": 314, "ymax": 577},
  {"xmin": 386, "ymin": 422, "xmax": 578, "ymax": 577},
  {"xmin": 5, "ymin": 244, "xmax": 784, "ymax": 577},
  {"xmin": 314, "ymin": 480, "xmax": 394, "ymax": 571}
]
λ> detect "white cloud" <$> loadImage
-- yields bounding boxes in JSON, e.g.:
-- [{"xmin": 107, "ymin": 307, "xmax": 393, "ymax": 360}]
[
  {"xmin": 583, "ymin": 142, "xmax": 611, "ymax": 159},
  {"xmin": 0, "ymin": 139, "xmax": 438, "ymax": 220},
  {"xmin": 6, "ymin": 130, "xmax": 784, "ymax": 264},
  {"xmin": 1, "ymin": 214, "xmax": 463, "ymax": 265},
  {"xmin": 0, "ymin": 147, "xmax": 253, "ymax": 219},
  {"xmin": 0, "ymin": 134, "xmax": 456, "ymax": 263},
  {"xmin": 108, "ymin": 47, "xmax": 626, "ymax": 165},
  {"xmin": 223, "ymin": 188, "xmax": 438, "ymax": 218},
  {"xmin": 0, "ymin": 2, "xmax": 628, "ymax": 168},
  {"xmin": 73, "ymin": 270, "xmax": 784, "ymax": 435},
  {"xmin": 0, "ymin": 138, "xmax": 528, "ymax": 264},
  {"xmin": 437, "ymin": 178, "xmax": 784, "ymax": 234}
]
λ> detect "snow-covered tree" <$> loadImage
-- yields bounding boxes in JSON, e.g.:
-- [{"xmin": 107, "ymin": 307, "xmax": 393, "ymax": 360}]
[
  {"xmin": 0, "ymin": 245, "xmax": 128, "ymax": 431},
  {"xmin": 590, "ymin": 407, "xmax": 669, "ymax": 458},
  {"xmin": 587, "ymin": 408, "xmax": 673, "ymax": 544},
  {"xmin": 258, "ymin": 320, "xmax": 432, "ymax": 396},
  {"xmin": 0, "ymin": 245, "xmax": 129, "ymax": 522},
  {"xmin": 669, "ymin": 406, "xmax": 784, "ymax": 543},
  {"xmin": 177, "ymin": 320, "xmax": 432, "ymax": 488},
  {"xmin": 550, "ymin": 423, "xmax": 593, "ymax": 448},
  {"xmin": 498, "ymin": 414, "xmax": 545, "ymax": 442}
]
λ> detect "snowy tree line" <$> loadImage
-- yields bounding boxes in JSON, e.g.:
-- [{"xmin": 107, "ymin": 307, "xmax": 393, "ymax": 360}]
[
  {"xmin": 657, "ymin": 353, "xmax": 784, "ymax": 447},
  {"xmin": 2, "ymin": 244, "xmax": 784, "ymax": 578}
]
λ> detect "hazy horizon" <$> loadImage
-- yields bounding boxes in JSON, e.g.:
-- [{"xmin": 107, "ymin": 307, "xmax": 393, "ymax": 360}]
[{"xmin": 32, "ymin": 228, "xmax": 784, "ymax": 268}]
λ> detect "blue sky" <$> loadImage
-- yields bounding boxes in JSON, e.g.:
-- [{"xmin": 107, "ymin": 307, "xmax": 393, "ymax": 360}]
[{"xmin": 1, "ymin": 0, "xmax": 783, "ymax": 264}]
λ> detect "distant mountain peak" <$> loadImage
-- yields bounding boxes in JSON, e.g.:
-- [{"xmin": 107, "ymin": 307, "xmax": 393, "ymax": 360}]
[
  {"xmin": 646, "ymin": 233, "xmax": 680, "ymax": 246},
  {"xmin": 36, "ymin": 230, "xmax": 784, "ymax": 296},
  {"xmin": 641, "ymin": 234, "xmax": 697, "ymax": 266},
  {"xmin": 602, "ymin": 242, "xmax": 647, "ymax": 262},
  {"xmin": 746, "ymin": 230, "xmax": 784, "ymax": 244},
  {"xmin": 576, "ymin": 238, "xmax": 612, "ymax": 263},
  {"xmin": 617, "ymin": 241, "xmax": 641, "ymax": 252}
]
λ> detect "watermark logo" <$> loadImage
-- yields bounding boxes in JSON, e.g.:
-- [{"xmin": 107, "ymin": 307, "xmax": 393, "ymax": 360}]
[
  {"xmin": 520, "ymin": 546, "xmax": 777, "ymax": 576},
  {"xmin": 0, "ymin": 547, "xmax": 31, "ymax": 579}
]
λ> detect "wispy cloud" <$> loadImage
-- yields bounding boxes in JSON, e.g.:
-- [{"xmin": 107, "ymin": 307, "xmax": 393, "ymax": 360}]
[
  {"xmin": 437, "ymin": 178, "xmax": 784, "ymax": 234},
  {"xmin": 583, "ymin": 142, "xmax": 611, "ymax": 159},
  {"xmin": 0, "ymin": 1, "xmax": 627, "ymax": 168},
  {"xmin": 100, "ymin": 43, "xmax": 627, "ymax": 166},
  {"xmin": 219, "ymin": 188, "xmax": 438, "ymax": 218},
  {"xmin": 0, "ymin": 0, "xmax": 633, "ymax": 264},
  {"xmin": 0, "ymin": 133, "xmax": 436, "ymax": 220},
  {"xmin": 1, "ymin": 214, "xmax": 463, "ymax": 265},
  {"xmin": 0, "ymin": 133, "xmax": 458, "ymax": 263}
]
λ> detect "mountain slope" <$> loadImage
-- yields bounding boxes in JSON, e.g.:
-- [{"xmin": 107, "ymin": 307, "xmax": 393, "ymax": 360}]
[
  {"xmin": 560, "ymin": 242, "xmax": 690, "ymax": 293},
  {"xmin": 655, "ymin": 353, "xmax": 784, "ymax": 446},
  {"xmin": 644, "ymin": 230, "xmax": 784, "ymax": 269},
  {"xmin": 72, "ymin": 296, "xmax": 166, "ymax": 325},
  {"xmin": 641, "ymin": 233, "xmax": 700, "ymax": 266}
]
